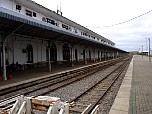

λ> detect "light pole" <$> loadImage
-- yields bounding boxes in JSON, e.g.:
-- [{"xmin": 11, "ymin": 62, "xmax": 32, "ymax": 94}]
[
  {"xmin": 148, "ymin": 38, "xmax": 151, "ymax": 62},
  {"xmin": 138, "ymin": 48, "xmax": 140, "ymax": 55},
  {"xmin": 141, "ymin": 45, "xmax": 143, "ymax": 58},
  {"xmin": 145, "ymin": 38, "xmax": 148, "ymax": 51}
]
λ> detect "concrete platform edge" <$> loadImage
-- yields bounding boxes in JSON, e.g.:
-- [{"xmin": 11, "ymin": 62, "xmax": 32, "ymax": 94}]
[{"xmin": 109, "ymin": 56, "xmax": 134, "ymax": 114}]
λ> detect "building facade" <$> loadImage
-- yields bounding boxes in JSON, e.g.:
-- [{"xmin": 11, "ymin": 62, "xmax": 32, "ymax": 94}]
[{"xmin": 0, "ymin": 0, "xmax": 127, "ymax": 80}]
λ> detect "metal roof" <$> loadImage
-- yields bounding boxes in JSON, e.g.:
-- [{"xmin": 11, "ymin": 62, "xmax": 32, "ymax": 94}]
[
  {"xmin": 12, "ymin": 0, "xmax": 115, "ymax": 45},
  {"xmin": 0, "ymin": 7, "xmax": 127, "ymax": 53}
]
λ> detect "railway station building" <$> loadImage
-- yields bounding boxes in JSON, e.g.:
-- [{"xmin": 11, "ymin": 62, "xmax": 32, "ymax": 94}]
[{"xmin": 0, "ymin": 0, "xmax": 127, "ymax": 80}]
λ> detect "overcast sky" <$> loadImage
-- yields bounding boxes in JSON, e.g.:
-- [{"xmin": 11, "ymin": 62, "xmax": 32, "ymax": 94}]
[{"xmin": 34, "ymin": 0, "xmax": 152, "ymax": 52}]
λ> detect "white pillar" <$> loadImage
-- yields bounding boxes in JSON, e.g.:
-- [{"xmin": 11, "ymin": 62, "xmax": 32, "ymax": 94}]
[
  {"xmin": 113, "ymin": 52, "xmax": 115, "ymax": 59},
  {"xmin": 70, "ymin": 47, "xmax": 74, "ymax": 66},
  {"xmin": 48, "ymin": 43, "xmax": 51, "ymax": 71},
  {"xmin": 93, "ymin": 50, "xmax": 95, "ymax": 62},
  {"xmin": 2, "ymin": 42, "xmax": 7, "ymax": 80},
  {"xmin": 85, "ymin": 50, "xmax": 87, "ymax": 64},
  {"xmin": 100, "ymin": 51, "xmax": 102, "ymax": 61}
]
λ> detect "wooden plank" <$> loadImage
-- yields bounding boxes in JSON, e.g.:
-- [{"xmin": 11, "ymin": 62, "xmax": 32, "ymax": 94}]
[
  {"xmin": 31, "ymin": 98, "xmax": 54, "ymax": 107},
  {"xmin": 31, "ymin": 104, "xmax": 48, "ymax": 112}
]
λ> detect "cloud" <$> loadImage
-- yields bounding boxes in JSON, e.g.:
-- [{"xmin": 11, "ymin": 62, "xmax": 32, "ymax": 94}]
[{"xmin": 95, "ymin": 12, "xmax": 152, "ymax": 52}]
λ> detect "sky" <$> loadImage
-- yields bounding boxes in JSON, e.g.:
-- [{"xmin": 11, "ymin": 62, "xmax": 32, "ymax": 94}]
[{"xmin": 34, "ymin": 0, "xmax": 152, "ymax": 52}]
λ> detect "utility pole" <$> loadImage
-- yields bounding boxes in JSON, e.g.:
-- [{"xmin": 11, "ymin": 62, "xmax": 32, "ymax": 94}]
[
  {"xmin": 148, "ymin": 38, "xmax": 151, "ymax": 62},
  {"xmin": 141, "ymin": 45, "xmax": 143, "ymax": 58},
  {"xmin": 145, "ymin": 38, "xmax": 148, "ymax": 51}
]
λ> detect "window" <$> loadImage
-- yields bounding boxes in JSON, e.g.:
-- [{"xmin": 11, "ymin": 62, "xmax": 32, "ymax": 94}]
[
  {"xmin": 50, "ymin": 43, "xmax": 57, "ymax": 62},
  {"xmin": 91, "ymin": 36, "xmax": 95, "ymax": 39},
  {"xmin": 89, "ymin": 50, "xmax": 91, "ymax": 61},
  {"xmin": 26, "ymin": 44, "xmax": 33, "ymax": 63},
  {"xmin": 26, "ymin": 10, "xmax": 32, "ymax": 17},
  {"xmin": 74, "ymin": 29, "xmax": 77, "ymax": 33},
  {"xmin": 33, "ymin": 12, "xmax": 36, "ymax": 17},
  {"xmin": 16, "ymin": 5, "xmax": 21, "ymax": 10},
  {"xmin": 68, "ymin": 27, "xmax": 71, "ymax": 31},
  {"xmin": 46, "ymin": 18, "xmax": 55, "ymax": 25},
  {"xmin": 56, "ymin": 23, "xmax": 59, "ymax": 26},
  {"xmin": 84, "ymin": 32, "xmax": 87, "ymax": 36},
  {"xmin": 42, "ymin": 17, "xmax": 46, "ymax": 22},
  {"xmin": 62, "ymin": 24, "xmax": 68, "ymax": 30},
  {"xmin": 63, "ymin": 44, "xmax": 70, "ymax": 61}
]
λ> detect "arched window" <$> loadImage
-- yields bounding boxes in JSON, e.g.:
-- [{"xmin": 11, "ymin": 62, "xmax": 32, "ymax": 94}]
[
  {"xmin": 75, "ymin": 49, "xmax": 78, "ymax": 62},
  {"xmin": 83, "ymin": 50, "xmax": 85, "ymax": 60},
  {"xmin": 50, "ymin": 43, "xmax": 57, "ymax": 62},
  {"xmin": 98, "ymin": 51, "xmax": 100, "ymax": 60},
  {"xmin": 63, "ymin": 44, "xmax": 70, "ymax": 62},
  {"xmin": 26, "ymin": 44, "xmax": 33, "ymax": 63},
  {"xmin": 89, "ymin": 50, "xmax": 91, "ymax": 61},
  {"xmin": 101, "ymin": 51, "xmax": 103, "ymax": 60}
]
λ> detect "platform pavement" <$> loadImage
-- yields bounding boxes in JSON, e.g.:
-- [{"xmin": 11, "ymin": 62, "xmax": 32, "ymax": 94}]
[
  {"xmin": 109, "ymin": 55, "xmax": 152, "ymax": 114},
  {"xmin": 0, "ymin": 61, "xmax": 98, "ymax": 90}
]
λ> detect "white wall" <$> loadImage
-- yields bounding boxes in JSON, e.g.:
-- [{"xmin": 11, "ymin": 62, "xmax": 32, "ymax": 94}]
[
  {"xmin": 0, "ymin": 0, "xmax": 13, "ymax": 10},
  {"xmin": 3, "ymin": 34, "xmax": 113, "ymax": 66},
  {"xmin": 6, "ymin": 36, "xmax": 47, "ymax": 65}
]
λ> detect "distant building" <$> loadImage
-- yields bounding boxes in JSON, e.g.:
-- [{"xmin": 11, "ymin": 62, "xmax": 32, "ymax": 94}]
[{"xmin": 142, "ymin": 52, "xmax": 148, "ymax": 56}]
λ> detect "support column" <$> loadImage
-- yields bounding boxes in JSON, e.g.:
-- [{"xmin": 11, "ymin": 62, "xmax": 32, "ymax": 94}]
[
  {"xmin": 109, "ymin": 52, "xmax": 111, "ymax": 59},
  {"xmin": 100, "ymin": 51, "xmax": 102, "ymax": 61},
  {"xmin": 48, "ymin": 42, "xmax": 51, "ymax": 71},
  {"xmin": 1, "ymin": 23, "xmax": 24, "ymax": 80},
  {"xmin": 148, "ymin": 38, "xmax": 151, "ymax": 62},
  {"xmin": 84, "ymin": 50, "xmax": 87, "ymax": 65},
  {"xmin": 106, "ymin": 52, "xmax": 107, "ymax": 60},
  {"xmin": 2, "ymin": 42, "xmax": 7, "ymax": 80},
  {"xmin": 101, "ymin": 51, "xmax": 103, "ymax": 61},
  {"xmin": 93, "ymin": 49, "xmax": 95, "ymax": 62},
  {"xmin": 104, "ymin": 51, "xmax": 106, "ymax": 61},
  {"xmin": 117, "ymin": 52, "xmax": 118, "ymax": 58},
  {"xmin": 83, "ymin": 49, "xmax": 87, "ymax": 65},
  {"xmin": 70, "ymin": 46, "xmax": 74, "ymax": 67},
  {"xmin": 113, "ymin": 51, "xmax": 115, "ymax": 59},
  {"xmin": 0, "ymin": 42, "xmax": 1, "ymax": 74},
  {"xmin": 84, "ymin": 46, "xmax": 88, "ymax": 65}
]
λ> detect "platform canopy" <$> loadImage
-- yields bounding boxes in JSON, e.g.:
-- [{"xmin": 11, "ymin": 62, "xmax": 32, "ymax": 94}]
[{"xmin": 0, "ymin": 7, "xmax": 127, "ymax": 53}]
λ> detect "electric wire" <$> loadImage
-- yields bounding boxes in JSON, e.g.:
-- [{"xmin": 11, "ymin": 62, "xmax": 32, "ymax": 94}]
[
  {"xmin": 87, "ymin": 9, "xmax": 152, "ymax": 28},
  {"xmin": 103, "ymin": 9, "xmax": 152, "ymax": 27}
]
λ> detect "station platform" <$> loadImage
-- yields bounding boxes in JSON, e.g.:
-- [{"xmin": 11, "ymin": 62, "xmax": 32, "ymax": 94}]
[
  {"xmin": 110, "ymin": 55, "xmax": 152, "ymax": 114},
  {"xmin": 0, "ymin": 61, "xmax": 96, "ymax": 90}
]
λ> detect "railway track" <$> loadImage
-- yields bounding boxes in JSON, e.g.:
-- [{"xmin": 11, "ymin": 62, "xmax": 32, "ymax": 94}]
[
  {"xmin": 0, "ymin": 57, "xmax": 126, "ymax": 100},
  {"xmin": 0, "ymin": 56, "xmax": 132, "ymax": 113},
  {"xmin": 25, "ymin": 57, "xmax": 130, "ymax": 97},
  {"xmin": 69, "ymin": 57, "xmax": 131, "ymax": 114}
]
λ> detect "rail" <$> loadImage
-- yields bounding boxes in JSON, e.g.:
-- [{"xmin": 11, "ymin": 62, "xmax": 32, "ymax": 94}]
[
  {"xmin": 0, "ymin": 56, "xmax": 132, "ymax": 113},
  {"xmin": 0, "ymin": 57, "xmax": 127, "ymax": 99},
  {"xmin": 69, "ymin": 56, "xmax": 132, "ymax": 113}
]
